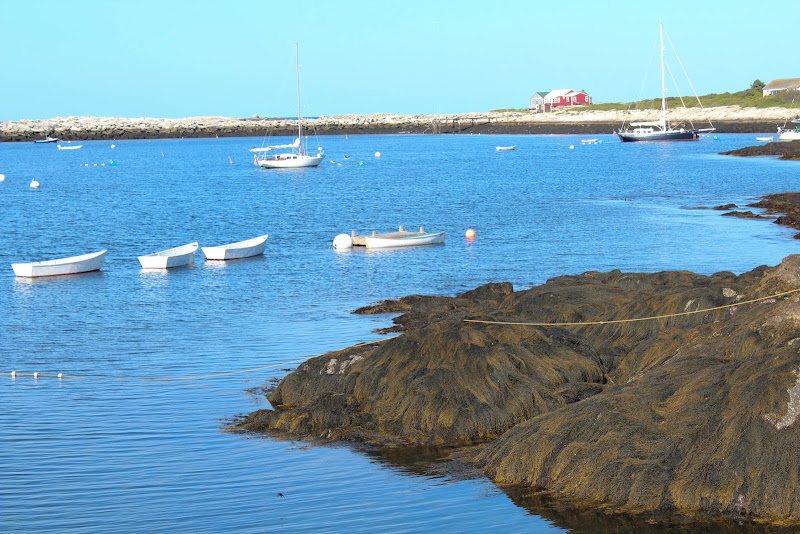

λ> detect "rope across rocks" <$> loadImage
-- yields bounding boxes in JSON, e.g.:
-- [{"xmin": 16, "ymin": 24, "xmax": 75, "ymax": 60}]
[{"xmin": 464, "ymin": 288, "xmax": 800, "ymax": 327}]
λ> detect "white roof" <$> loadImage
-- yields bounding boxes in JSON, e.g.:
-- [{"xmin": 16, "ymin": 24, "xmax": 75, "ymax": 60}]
[{"xmin": 546, "ymin": 89, "xmax": 577, "ymax": 99}]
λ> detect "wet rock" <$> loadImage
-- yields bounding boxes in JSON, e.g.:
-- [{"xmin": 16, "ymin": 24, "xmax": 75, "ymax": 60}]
[
  {"xmin": 720, "ymin": 210, "xmax": 771, "ymax": 220},
  {"xmin": 721, "ymin": 140, "xmax": 800, "ymax": 161},
  {"xmin": 236, "ymin": 256, "xmax": 800, "ymax": 521}
]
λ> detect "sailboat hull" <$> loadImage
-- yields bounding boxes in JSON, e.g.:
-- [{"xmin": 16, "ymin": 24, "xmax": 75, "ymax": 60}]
[
  {"xmin": 258, "ymin": 155, "xmax": 324, "ymax": 168},
  {"xmin": 618, "ymin": 130, "xmax": 700, "ymax": 142}
]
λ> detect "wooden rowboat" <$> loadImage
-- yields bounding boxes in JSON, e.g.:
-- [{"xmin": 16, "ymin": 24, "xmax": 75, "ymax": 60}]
[
  {"xmin": 138, "ymin": 242, "xmax": 198, "ymax": 269},
  {"xmin": 365, "ymin": 231, "xmax": 445, "ymax": 249},
  {"xmin": 11, "ymin": 249, "xmax": 107, "ymax": 277},
  {"xmin": 201, "ymin": 234, "xmax": 269, "ymax": 260}
]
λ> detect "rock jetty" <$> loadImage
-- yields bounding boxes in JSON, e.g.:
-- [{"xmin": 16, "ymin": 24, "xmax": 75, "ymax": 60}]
[
  {"xmin": 2, "ymin": 106, "xmax": 797, "ymax": 142},
  {"xmin": 238, "ymin": 247, "xmax": 800, "ymax": 523}
]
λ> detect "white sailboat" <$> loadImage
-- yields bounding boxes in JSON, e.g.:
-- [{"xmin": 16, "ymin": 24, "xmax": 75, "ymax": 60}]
[
  {"xmin": 778, "ymin": 119, "xmax": 800, "ymax": 141},
  {"xmin": 618, "ymin": 23, "xmax": 715, "ymax": 142},
  {"xmin": 256, "ymin": 44, "xmax": 324, "ymax": 169}
]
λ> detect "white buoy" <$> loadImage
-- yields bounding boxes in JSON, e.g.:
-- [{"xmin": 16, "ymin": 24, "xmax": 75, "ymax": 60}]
[
  {"xmin": 333, "ymin": 233, "xmax": 354, "ymax": 250},
  {"xmin": 11, "ymin": 371, "xmax": 15, "ymax": 378},
  {"xmin": 0, "ymin": 173, "xmax": 5, "ymax": 182},
  {"xmin": 58, "ymin": 373, "xmax": 63, "ymax": 379},
  {"xmin": 110, "ymin": 144, "xmax": 115, "ymax": 148},
  {"xmin": 33, "ymin": 372, "xmax": 38, "ymax": 379},
  {"xmin": 569, "ymin": 145, "xmax": 574, "ymax": 150},
  {"xmin": 30, "ymin": 180, "xmax": 40, "ymax": 189},
  {"xmin": 374, "ymin": 152, "xmax": 381, "ymax": 158}
]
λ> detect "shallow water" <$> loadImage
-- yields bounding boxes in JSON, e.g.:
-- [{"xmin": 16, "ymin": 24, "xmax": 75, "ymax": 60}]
[{"xmin": 1, "ymin": 133, "xmax": 798, "ymax": 532}]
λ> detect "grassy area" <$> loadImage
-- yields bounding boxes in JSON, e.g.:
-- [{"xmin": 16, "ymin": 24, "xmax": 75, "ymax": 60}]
[{"xmin": 494, "ymin": 89, "xmax": 800, "ymax": 113}]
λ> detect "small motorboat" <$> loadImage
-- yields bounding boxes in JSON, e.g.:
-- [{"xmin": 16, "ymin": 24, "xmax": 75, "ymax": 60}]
[
  {"xmin": 57, "ymin": 144, "xmax": 83, "ymax": 150},
  {"xmin": 778, "ymin": 121, "xmax": 800, "ymax": 141},
  {"xmin": 201, "ymin": 234, "xmax": 269, "ymax": 260},
  {"xmin": 365, "ymin": 231, "xmax": 445, "ymax": 249},
  {"xmin": 11, "ymin": 250, "xmax": 107, "ymax": 277},
  {"xmin": 34, "ymin": 136, "xmax": 58, "ymax": 144},
  {"xmin": 756, "ymin": 136, "xmax": 774, "ymax": 142},
  {"xmin": 138, "ymin": 242, "xmax": 198, "ymax": 269},
  {"xmin": 495, "ymin": 146, "xmax": 517, "ymax": 151}
]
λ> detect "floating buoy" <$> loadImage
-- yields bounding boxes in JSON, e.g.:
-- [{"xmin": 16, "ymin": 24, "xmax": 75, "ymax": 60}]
[
  {"xmin": 109, "ymin": 160, "xmax": 116, "ymax": 166},
  {"xmin": 228, "ymin": 156, "xmax": 233, "ymax": 165},
  {"xmin": 333, "ymin": 234, "xmax": 354, "ymax": 249},
  {"xmin": 465, "ymin": 228, "xmax": 476, "ymax": 239},
  {"xmin": 569, "ymin": 145, "xmax": 574, "ymax": 149},
  {"xmin": 58, "ymin": 373, "xmax": 63, "ymax": 379},
  {"xmin": 110, "ymin": 144, "xmax": 115, "ymax": 148},
  {"xmin": 11, "ymin": 371, "xmax": 15, "ymax": 378},
  {"xmin": 30, "ymin": 180, "xmax": 40, "ymax": 188},
  {"xmin": 33, "ymin": 372, "xmax": 38, "ymax": 379},
  {"xmin": 359, "ymin": 161, "xmax": 364, "ymax": 166},
  {"xmin": 374, "ymin": 152, "xmax": 381, "ymax": 158},
  {"xmin": 0, "ymin": 173, "xmax": 5, "ymax": 182}
]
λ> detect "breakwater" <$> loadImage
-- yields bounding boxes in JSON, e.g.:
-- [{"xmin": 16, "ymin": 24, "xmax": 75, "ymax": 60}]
[{"xmin": 2, "ymin": 106, "xmax": 797, "ymax": 142}]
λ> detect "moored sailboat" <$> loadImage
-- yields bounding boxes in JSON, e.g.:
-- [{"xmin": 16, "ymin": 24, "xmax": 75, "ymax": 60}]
[
  {"xmin": 618, "ymin": 23, "xmax": 715, "ymax": 143},
  {"xmin": 255, "ymin": 44, "xmax": 324, "ymax": 169}
]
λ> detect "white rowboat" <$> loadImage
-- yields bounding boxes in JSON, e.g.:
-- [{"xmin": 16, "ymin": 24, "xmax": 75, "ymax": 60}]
[
  {"xmin": 201, "ymin": 234, "xmax": 269, "ymax": 260},
  {"xmin": 756, "ymin": 136, "xmax": 774, "ymax": 142},
  {"xmin": 138, "ymin": 242, "xmax": 198, "ymax": 269},
  {"xmin": 57, "ymin": 144, "xmax": 83, "ymax": 150},
  {"xmin": 496, "ymin": 146, "xmax": 517, "ymax": 151},
  {"xmin": 365, "ymin": 231, "xmax": 445, "ymax": 249},
  {"xmin": 11, "ymin": 249, "xmax": 107, "ymax": 277}
]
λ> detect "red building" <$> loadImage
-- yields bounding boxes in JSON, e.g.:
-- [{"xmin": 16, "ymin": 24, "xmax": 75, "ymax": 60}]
[{"xmin": 543, "ymin": 89, "xmax": 592, "ymax": 107}]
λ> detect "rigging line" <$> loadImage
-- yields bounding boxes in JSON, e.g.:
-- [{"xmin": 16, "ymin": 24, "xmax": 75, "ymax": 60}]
[
  {"xmin": 664, "ymin": 28, "xmax": 712, "ymax": 129},
  {"xmin": 2, "ymin": 338, "xmax": 398, "ymax": 382},
  {"xmin": 663, "ymin": 59, "xmax": 694, "ymax": 129},
  {"xmin": 1, "ymin": 358, "xmax": 308, "ymax": 382},
  {"xmin": 464, "ymin": 288, "xmax": 800, "ymax": 327}
]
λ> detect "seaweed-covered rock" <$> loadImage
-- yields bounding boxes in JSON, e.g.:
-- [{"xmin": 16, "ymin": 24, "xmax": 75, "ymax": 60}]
[{"xmin": 237, "ymin": 257, "xmax": 800, "ymax": 521}]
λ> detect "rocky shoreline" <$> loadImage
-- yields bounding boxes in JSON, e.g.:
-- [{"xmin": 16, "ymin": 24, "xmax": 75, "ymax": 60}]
[
  {"xmin": 2, "ymin": 106, "xmax": 797, "ymax": 142},
  {"xmin": 721, "ymin": 140, "xmax": 800, "ymax": 161},
  {"xmin": 235, "ymin": 193, "xmax": 800, "ymax": 527}
]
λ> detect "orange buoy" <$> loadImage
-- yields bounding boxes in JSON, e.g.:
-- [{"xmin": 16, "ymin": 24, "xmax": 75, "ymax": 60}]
[{"xmin": 465, "ymin": 228, "xmax": 476, "ymax": 239}]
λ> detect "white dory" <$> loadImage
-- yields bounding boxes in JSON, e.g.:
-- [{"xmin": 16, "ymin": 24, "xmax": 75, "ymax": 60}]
[
  {"xmin": 138, "ymin": 242, "xmax": 198, "ymax": 269},
  {"xmin": 11, "ymin": 250, "xmax": 107, "ymax": 277},
  {"xmin": 201, "ymin": 235, "xmax": 269, "ymax": 260}
]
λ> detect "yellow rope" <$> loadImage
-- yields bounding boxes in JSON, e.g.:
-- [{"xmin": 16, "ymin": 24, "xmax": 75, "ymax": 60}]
[
  {"xmin": 465, "ymin": 288, "xmax": 800, "ymax": 327},
  {"xmin": 1, "ymin": 337, "xmax": 398, "ymax": 382}
]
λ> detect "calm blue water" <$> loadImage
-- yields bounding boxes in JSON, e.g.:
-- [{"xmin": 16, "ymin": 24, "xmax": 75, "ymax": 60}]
[{"xmin": 1, "ymin": 133, "xmax": 798, "ymax": 533}]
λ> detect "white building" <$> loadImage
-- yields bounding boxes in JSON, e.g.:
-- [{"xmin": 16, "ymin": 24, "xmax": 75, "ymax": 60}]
[{"xmin": 763, "ymin": 78, "xmax": 800, "ymax": 96}]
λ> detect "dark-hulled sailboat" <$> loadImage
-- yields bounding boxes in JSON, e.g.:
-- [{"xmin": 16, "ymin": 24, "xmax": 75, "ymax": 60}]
[{"xmin": 618, "ymin": 23, "xmax": 715, "ymax": 143}]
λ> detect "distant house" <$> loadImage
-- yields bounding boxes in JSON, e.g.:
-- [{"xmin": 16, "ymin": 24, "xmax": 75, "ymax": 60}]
[
  {"xmin": 545, "ymin": 89, "xmax": 592, "ymax": 107},
  {"xmin": 529, "ymin": 92, "xmax": 549, "ymax": 112},
  {"xmin": 763, "ymin": 79, "xmax": 800, "ymax": 96},
  {"xmin": 530, "ymin": 89, "xmax": 592, "ymax": 111}
]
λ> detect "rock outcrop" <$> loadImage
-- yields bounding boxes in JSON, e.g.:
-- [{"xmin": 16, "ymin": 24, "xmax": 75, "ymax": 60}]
[
  {"xmin": 237, "ymin": 255, "xmax": 800, "ymax": 522},
  {"xmin": 721, "ymin": 140, "xmax": 800, "ymax": 161}
]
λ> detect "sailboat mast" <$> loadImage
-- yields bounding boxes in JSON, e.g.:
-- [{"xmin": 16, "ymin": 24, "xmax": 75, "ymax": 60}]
[
  {"xmin": 659, "ymin": 22, "xmax": 667, "ymax": 129},
  {"xmin": 295, "ymin": 43, "xmax": 303, "ymax": 151}
]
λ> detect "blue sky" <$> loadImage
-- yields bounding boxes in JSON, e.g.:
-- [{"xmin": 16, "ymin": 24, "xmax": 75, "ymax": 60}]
[{"xmin": 1, "ymin": 0, "xmax": 796, "ymax": 120}]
